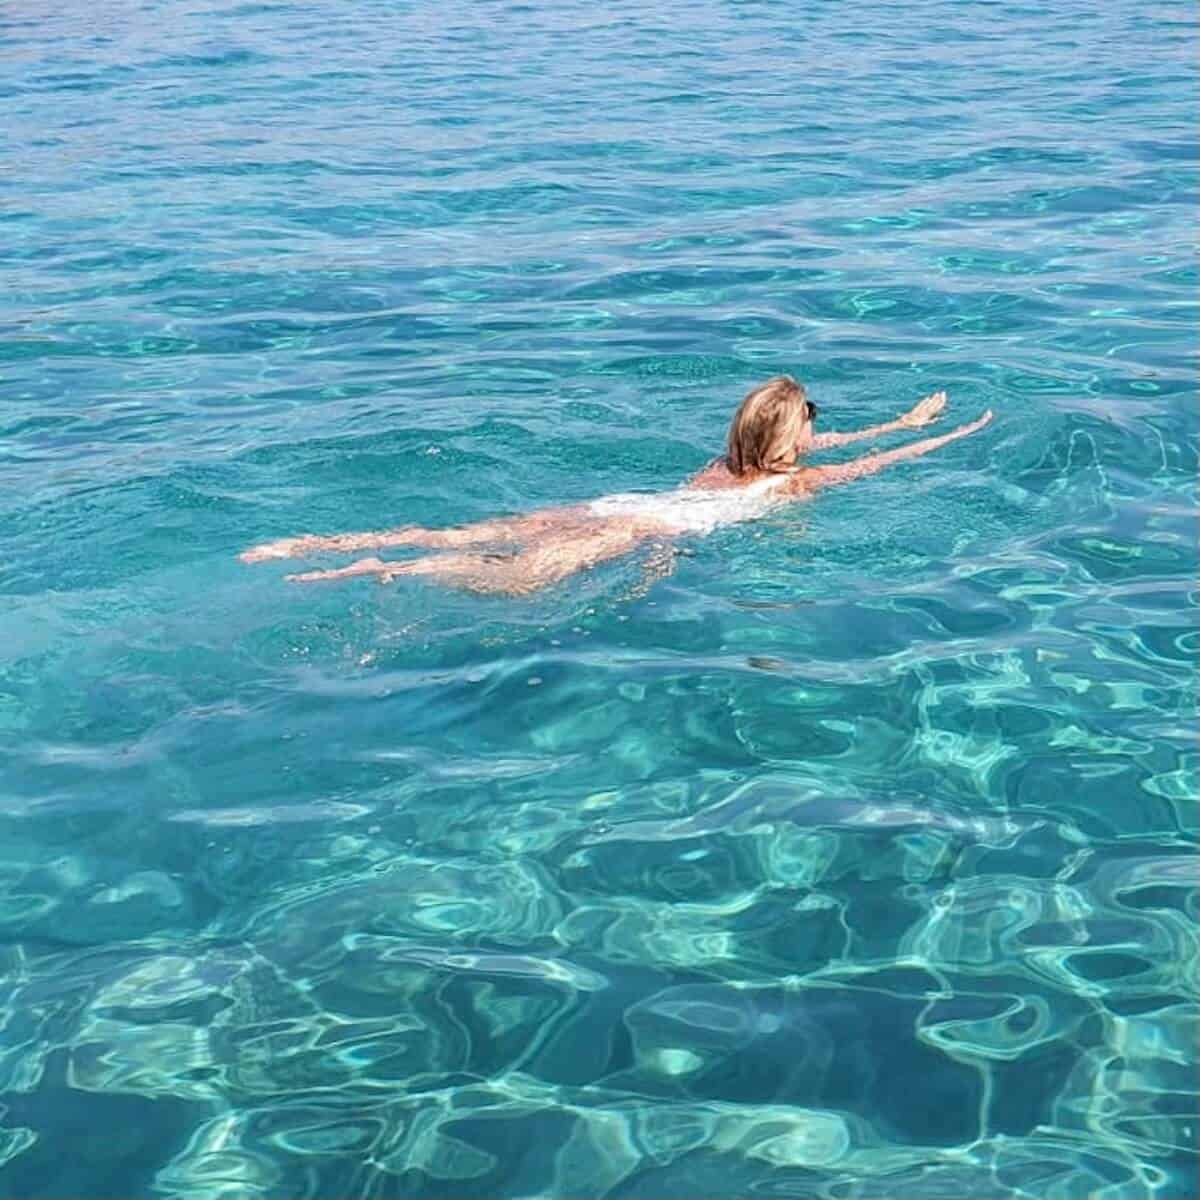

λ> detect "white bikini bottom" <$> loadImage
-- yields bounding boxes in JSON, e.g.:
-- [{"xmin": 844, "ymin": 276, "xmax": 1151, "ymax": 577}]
[{"xmin": 586, "ymin": 479, "xmax": 788, "ymax": 535}]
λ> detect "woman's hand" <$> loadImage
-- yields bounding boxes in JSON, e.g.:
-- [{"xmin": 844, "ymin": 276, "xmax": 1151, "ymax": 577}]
[
  {"xmin": 958, "ymin": 408, "xmax": 993, "ymax": 435},
  {"xmin": 900, "ymin": 390, "xmax": 948, "ymax": 429}
]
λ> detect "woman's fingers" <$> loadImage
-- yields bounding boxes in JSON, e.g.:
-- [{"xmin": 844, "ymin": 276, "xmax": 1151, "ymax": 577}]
[
  {"xmin": 916, "ymin": 391, "xmax": 947, "ymax": 421},
  {"xmin": 903, "ymin": 390, "xmax": 948, "ymax": 427}
]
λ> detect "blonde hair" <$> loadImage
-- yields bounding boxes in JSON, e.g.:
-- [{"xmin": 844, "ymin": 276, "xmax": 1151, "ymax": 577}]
[{"xmin": 726, "ymin": 375, "xmax": 809, "ymax": 476}]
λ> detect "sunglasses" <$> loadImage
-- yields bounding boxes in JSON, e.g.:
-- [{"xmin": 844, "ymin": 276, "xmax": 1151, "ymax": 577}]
[{"xmin": 806, "ymin": 399, "xmax": 819, "ymax": 421}]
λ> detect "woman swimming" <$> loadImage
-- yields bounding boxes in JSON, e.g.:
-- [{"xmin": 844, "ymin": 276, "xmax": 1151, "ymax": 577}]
[{"xmin": 240, "ymin": 377, "xmax": 992, "ymax": 596}]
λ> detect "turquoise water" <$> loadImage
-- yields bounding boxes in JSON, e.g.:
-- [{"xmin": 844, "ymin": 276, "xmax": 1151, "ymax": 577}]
[{"xmin": 1, "ymin": 0, "xmax": 1197, "ymax": 1196}]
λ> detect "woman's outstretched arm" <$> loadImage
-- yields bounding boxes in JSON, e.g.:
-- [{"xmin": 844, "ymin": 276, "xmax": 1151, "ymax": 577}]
[
  {"xmin": 811, "ymin": 390, "xmax": 947, "ymax": 450},
  {"xmin": 802, "ymin": 409, "xmax": 992, "ymax": 488}
]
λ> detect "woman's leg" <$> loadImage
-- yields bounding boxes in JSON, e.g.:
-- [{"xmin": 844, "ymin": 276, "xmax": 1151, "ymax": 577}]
[
  {"xmin": 287, "ymin": 523, "xmax": 653, "ymax": 595},
  {"xmin": 283, "ymin": 555, "xmax": 398, "ymax": 582},
  {"xmin": 240, "ymin": 508, "xmax": 584, "ymax": 563}
]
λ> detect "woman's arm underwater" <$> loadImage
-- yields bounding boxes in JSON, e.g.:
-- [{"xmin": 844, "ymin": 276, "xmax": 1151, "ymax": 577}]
[
  {"xmin": 795, "ymin": 408, "xmax": 992, "ymax": 490},
  {"xmin": 810, "ymin": 390, "xmax": 947, "ymax": 451}
]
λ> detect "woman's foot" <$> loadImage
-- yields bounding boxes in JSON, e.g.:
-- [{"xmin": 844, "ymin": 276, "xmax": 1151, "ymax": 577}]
[{"xmin": 240, "ymin": 535, "xmax": 320, "ymax": 563}]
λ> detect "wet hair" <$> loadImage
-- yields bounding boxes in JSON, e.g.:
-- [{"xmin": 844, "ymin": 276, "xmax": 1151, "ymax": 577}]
[{"xmin": 726, "ymin": 375, "xmax": 809, "ymax": 476}]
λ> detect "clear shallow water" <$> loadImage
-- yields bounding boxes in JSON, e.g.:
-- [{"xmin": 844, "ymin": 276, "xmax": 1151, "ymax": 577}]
[{"xmin": 1, "ymin": 0, "xmax": 1197, "ymax": 1196}]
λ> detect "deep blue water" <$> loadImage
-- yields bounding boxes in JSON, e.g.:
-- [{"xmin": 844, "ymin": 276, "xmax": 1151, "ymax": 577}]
[{"xmin": 1, "ymin": 1, "xmax": 1197, "ymax": 1197}]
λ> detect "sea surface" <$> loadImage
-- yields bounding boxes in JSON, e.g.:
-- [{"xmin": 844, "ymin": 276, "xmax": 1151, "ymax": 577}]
[{"xmin": 1, "ymin": 2, "xmax": 1197, "ymax": 1197}]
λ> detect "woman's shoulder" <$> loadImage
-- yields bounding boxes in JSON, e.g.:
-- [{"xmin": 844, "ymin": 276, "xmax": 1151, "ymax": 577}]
[
  {"xmin": 687, "ymin": 459, "xmax": 812, "ymax": 494},
  {"xmin": 686, "ymin": 458, "xmax": 741, "ymax": 490},
  {"xmin": 781, "ymin": 465, "xmax": 821, "ymax": 494}
]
